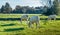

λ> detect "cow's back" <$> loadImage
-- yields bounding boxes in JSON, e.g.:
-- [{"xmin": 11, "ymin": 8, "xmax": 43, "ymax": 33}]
[{"xmin": 29, "ymin": 16, "xmax": 39, "ymax": 22}]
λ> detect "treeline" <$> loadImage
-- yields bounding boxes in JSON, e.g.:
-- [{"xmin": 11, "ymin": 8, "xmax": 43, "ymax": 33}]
[
  {"xmin": 0, "ymin": 2, "xmax": 48, "ymax": 14},
  {"xmin": 0, "ymin": 0, "xmax": 60, "ymax": 15}
]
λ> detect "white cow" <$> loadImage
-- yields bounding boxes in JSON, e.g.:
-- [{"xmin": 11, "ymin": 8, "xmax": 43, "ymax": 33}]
[
  {"xmin": 48, "ymin": 15, "xmax": 56, "ymax": 20},
  {"xmin": 28, "ymin": 16, "xmax": 40, "ymax": 28},
  {"xmin": 20, "ymin": 14, "xmax": 28, "ymax": 24}
]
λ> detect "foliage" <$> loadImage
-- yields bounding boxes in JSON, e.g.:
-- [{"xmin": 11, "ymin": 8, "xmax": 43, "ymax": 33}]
[
  {"xmin": 0, "ymin": 0, "xmax": 60, "ymax": 16},
  {"xmin": 0, "ymin": 2, "xmax": 12, "ymax": 13},
  {"xmin": 53, "ymin": 0, "xmax": 60, "ymax": 15}
]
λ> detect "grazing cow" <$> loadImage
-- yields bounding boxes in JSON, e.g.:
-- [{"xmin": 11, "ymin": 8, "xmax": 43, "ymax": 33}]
[
  {"xmin": 28, "ymin": 16, "xmax": 40, "ymax": 28},
  {"xmin": 20, "ymin": 14, "xmax": 28, "ymax": 24},
  {"xmin": 48, "ymin": 14, "xmax": 56, "ymax": 20}
]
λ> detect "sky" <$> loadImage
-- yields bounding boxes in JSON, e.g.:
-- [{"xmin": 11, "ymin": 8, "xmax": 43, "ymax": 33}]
[{"xmin": 0, "ymin": 0, "xmax": 54, "ymax": 9}]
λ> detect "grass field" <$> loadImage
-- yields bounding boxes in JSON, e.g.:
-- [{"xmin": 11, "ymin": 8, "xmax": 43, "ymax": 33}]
[
  {"xmin": 0, "ymin": 14, "xmax": 60, "ymax": 18},
  {"xmin": 0, "ymin": 20, "xmax": 60, "ymax": 35},
  {"xmin": 0, "ymin": 14, "xmax": 60, "ymax": 35}
]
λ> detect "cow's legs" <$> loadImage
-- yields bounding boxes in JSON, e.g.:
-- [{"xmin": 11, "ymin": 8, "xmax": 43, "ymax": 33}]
[
  {"xmin": 20, "ymin": 19, "xmax": 22, "ymax": 24},
  {"xmin": 28, "ymin": 22, "xmax": 31, "ymax": 28},
  {"xmin": 48, "ymin": 18, "xmax": 51, "ymax": 22},
  {"xmin": 26, "ymin": 19, "xmax": 28, "ymax": 24},
  {"xmin": 28, "ymin": 22, "xmax": 33, "ymax": 28},
  {"xmin": 36, "ymin": 22, "xmax": 38, "ymax": 28},
  {"xmin": 53, "ymin": 18, "xmax": 56, "ymax": 23},
  {"xmin": 54, "ymin": 18, "xmax": 56, "ymax": 21},
  {"xmin": 36, "ymin": 21, "xmax": 40, "ymax": 28}
]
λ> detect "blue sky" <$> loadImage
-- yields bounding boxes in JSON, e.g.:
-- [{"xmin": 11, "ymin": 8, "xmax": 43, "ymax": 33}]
[{"xmin": 0, "ymin": 0, "xmax": 54, "ymax": 9}]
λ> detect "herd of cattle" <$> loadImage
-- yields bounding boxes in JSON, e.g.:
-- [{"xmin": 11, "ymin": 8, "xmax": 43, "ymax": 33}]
[{"xmin": 20, "ymin": 14, "xmax": 56, "ymax": 28}]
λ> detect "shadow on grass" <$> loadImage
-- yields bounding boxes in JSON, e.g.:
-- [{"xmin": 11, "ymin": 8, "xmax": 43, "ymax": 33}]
[
  {"xmin": 1, "ymin": 24, "xmax": 15, "ymax": 26},
  {"xmin": 46, "ymin": 29, "xmax": 60, "ymax": 32},
  {"xmin": 4, "ymin": 28, "xmax": 24, "ymax": 32}
]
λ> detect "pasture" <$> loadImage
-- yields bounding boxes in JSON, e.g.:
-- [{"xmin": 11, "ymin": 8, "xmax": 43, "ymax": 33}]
[{"xmin": 0, "ymin": 14, "xmax": 60, "ymax": 35}]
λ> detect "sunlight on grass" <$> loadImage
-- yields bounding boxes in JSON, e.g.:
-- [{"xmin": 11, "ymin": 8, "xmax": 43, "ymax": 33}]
[
  {"xmin": 0, "ymin": 20, "xmax": 60, "ymax": 35},
  {"xmin": 0, "ymin": 14, "xmax": 60, "ymax": 18}
]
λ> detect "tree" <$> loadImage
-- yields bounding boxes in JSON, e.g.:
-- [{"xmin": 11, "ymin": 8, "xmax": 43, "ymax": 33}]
[
  {"xmin": 4, "ymin": 2, "xmax": 12, "ymax": 13},
  {"xmin": 0, "ymin": 9, "xmax": 1, "ymax": 13},
  {"xmin": 41, "ymin": 0, "xmax": 53, "ymax": 15},
  {"xmin": 22, "ymin": 8, "xmax": 27, "ymax": 14},
  {"xmin": 26, "ymin": 7, "xmax": 35, "ymax": 14},
  {"xmin": 53, "ymin": 0, "xmax": 60, "ymax": 15},
  {"xmin": 0, "ymin": 5, "xmax": 5, "ymax": 13},
  {"xmin": 13, "ymin": 5, "xmax": 23, "ymax": 13},
  {"xmin": 22, "ymin": 6, "xmax": 29, "ymax": 14}
]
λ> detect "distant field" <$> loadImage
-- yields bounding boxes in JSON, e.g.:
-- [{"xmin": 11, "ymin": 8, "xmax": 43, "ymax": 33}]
[
  {"xmin": 0, "ymin": 14, "xmax": 47, "ymax": 18},
  {"xmin": 0, "ymin": 14, "xmax": 60, "ymax": 18},
  {"xmin": 0, "ymin": 14, "xmax": 60, "ymax": 35},
  {"xmin": 0, "ymin": 20, "xmax": 60, "ymax": 35}
]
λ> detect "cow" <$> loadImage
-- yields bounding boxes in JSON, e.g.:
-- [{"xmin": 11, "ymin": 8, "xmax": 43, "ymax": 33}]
[
  {"xmin": 28, "ymin": 16, "xmax": 40, "ymax": 28},
  {"xmin": 48, "ymin": 14, "xmax": 56, "ymax": 20},
  {"xmin": 20, "ymin": 14, "xmax": 28, "ymax": 24}
]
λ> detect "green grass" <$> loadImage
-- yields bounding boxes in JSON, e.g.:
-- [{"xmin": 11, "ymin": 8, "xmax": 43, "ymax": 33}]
[
  {"xmin": 0, "ymin": 20, "xmax": 60, "ymax": 35},
  {"xmin": 0, "ymin": 14, "xmax": 60, "ymax": 35}
]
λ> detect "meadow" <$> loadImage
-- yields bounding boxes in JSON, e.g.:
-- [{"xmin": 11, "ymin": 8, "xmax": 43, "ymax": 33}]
[{"xmin": 0, "ymin": 14, "xmax": 60, "ymax": 35}]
